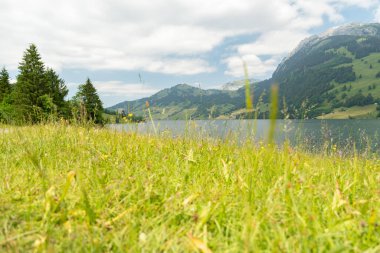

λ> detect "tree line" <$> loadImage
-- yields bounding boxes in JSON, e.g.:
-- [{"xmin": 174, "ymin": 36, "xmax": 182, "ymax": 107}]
[{"xmin": 0, "ymin": 44, "xmax": 104, "ymax": 124}]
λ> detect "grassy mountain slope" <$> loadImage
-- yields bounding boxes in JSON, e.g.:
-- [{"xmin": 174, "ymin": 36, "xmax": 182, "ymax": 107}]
[{"xmin": 317, "ymin": 104, "xmax": 378, "ymax": 119}]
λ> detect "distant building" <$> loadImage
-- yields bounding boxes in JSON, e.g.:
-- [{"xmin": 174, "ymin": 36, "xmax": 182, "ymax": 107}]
[{"xmin": 117, "ymin": 108, "xmax": 126, "ymax": 117}]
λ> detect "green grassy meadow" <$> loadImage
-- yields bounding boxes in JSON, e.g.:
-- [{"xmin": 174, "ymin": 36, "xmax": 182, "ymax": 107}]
[
  {"xmin": 1, "ymin": 124, "xmax": 380, "ymax": 252},
  {"xmin": 317, "ymin": 104, "xmax": 378, "ymax": 119},
  {"xmin": 332, "ymin": 52, "xmax": 380, "ymax": 98}
]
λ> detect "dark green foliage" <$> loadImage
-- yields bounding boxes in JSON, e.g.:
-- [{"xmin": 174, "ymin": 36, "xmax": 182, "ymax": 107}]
[
  {"xmin": 331, "ymin": 99, "xmax": 343, "ymax": 108},
  {"xmin": 0, "ymin": 67, "xmax": 11, "ymax": 102},
  {"xmin": 345, "ymin": 93, "xmax": 374, "ymax": 107},
  {"xmin": 0, "ymin": 97, "xmax": 18, "ymax": 124},
  {"xmin": 73, "ymin": 78, "xmax": 104, "ymax": 124},
  {"xmin": 274, "ymin": 66, "xmax": 355, "ymax": 114},
  {"xmin": 0, "ymin": 68, "xmax": 15, "ymax": 123},
  {"xmin": 45, "ymin": 68, "xmax": 69, "ymax": 117},
  {"xmin": 308, "ymin": 108, "xmax": 333, "ymax": 118},
  {"xmin": 10, "ymin": 44, "xmax": 72, "ymax": 123},
  {"xmin": 334, "ymin": 66, "xmax": 356, "ymax": 83},
  {"xmin": 12, "ymin": 44, "xmax": 51, "ymax": 122},
  {"xmin": 13, "ymin": 44, "xmax": 49, "ymax": 107},
  {"xmin": 104, "ymin": 109, "xmax": 117, "ymax": 115},
  {"xmin": 0, "ymin": 44, "xmax": 79, "ymax": 124},
  {"xmin": 325, "ymin": 92, "xmax": 336, "ymax": 102},
  {"xmin": 346, "ymin": 36, "xmax": 380, "ymax": 58},
  {"xmin": 376, "ymin": 72, "xmax": 380, "ymax": 78}
]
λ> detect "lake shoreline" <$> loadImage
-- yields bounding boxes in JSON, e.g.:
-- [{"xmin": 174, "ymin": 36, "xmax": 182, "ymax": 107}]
[{"xmin": 108, "ymin": 119, "xmax": 380, "ymax": 154}]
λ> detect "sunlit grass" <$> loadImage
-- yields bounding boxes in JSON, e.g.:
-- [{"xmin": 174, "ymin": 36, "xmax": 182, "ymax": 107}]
[{"xmin": 1, "ymin": 124, "xmax": 380, "ymax": 252}]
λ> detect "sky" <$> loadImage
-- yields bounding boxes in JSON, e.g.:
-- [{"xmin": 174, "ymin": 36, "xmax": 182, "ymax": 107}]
[{"xmin": 1, "ymin": 0, "xmax": 380, "ymax": 107}]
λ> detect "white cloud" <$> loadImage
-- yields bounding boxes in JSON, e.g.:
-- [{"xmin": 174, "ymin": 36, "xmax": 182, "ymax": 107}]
[
  {"xmin": 224, "ymin": 55, "xmax": 278, "ymax": 78},
  {"xmin": 331, "ymin": 0, "xmax": 379, "ymax": 8},
  {"xmin": 0, "ymin": 0, "xmax": 379, "ymax": 78},
  {"xmin": 93, "ymin": 81, "xmax": 159, "ymax": 96},
  {"xmin": 95, "ymin": 81, "xmax": 160, "ymax": 107},
  {"xmin": 67, "ymin": 81, "xmax": 160, "ymax": 107},
  {"xmin": 0, "ymin": 0, "xmax": 230, "ymax": 75},
  {"xmin": 237, "ymin": 30, "xmax": 309, "ymax": 56},
  {"xmin": 223, "ymin": 29, "xmax": 308, "ymax": 78},
  {"xmin": 67, "ymin": 81, "xmax": 159, "ymax": 97},
  {"xmin": 375, "ymin": 6, "xmax": 380, "ymax": 22}
]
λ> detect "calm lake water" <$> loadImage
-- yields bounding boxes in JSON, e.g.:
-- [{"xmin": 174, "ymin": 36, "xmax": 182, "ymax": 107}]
[{"xmin": 108, "ymin": 120, "xmax": 380, "ymax": 153}]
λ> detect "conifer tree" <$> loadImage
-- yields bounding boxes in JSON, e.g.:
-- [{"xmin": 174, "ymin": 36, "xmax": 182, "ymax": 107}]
[
  {"xmin": 0, "ymin": 67, "xmax": 11, "ymax": 102},
  {"xmin": 45, "ymin": 68, "xmax": 69, "ymax": 116},
  {"xmin": 13, "ymin": 44, "xmax": 49, "ymax": 120},
  {"xmin": 74, "ymin": 78, "xmax": 103, "ymax": 123}
]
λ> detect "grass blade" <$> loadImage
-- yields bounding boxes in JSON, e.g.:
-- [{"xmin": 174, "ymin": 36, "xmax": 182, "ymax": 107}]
[
  {"xmin": 243, "ymin": 61, "xmax": 253, "ymax": 111},
  {"xmin": 268, "ymin": 84, "xmax": 279, "ymax": 144}
]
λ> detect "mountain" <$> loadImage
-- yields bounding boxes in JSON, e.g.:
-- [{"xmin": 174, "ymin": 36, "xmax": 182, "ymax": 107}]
[
  {"xmin": 108, "ymin": 84, "xmax": 247, "ymax": 119},
  {"xmin": 109, "ymin": 23, "xmax": 380, "ymax": 119},
  {"xmin": 108, "ymin": 80, "xmax": 273, "ymax": 119},
  {"xmin": 221, "ymin": 79, "xmax": 260, "ymax": 91},
  {"xmin": 272, "ymin": 23, "xmax": 380, "ymax": 118}
]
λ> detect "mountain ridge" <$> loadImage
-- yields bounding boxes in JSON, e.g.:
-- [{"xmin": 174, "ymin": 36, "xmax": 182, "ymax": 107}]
[{"xmin": 108, "ymin": 23, "xmax": 380, "ymax": 119}]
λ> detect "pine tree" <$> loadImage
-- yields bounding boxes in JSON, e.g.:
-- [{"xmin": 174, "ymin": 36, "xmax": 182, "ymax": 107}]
[
  {"xmin": 74, "ymin": 78, "xmax": 103, "ymax": 123},
  {"xmin": 45, "ymin": 68, "xmax": 69, "ymax": 116},
  {"xmin": 0, "ymin": 67, "xmax": 11, "ymax": 102},
  {"xmin": 13, "ymin": 44, "xmax": 50, "ymax": 120}
]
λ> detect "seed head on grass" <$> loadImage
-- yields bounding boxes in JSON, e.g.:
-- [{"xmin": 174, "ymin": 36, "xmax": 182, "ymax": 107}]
[{"xmin": 187, "ymin": 233, "xmax": 212, "ymax": 253}]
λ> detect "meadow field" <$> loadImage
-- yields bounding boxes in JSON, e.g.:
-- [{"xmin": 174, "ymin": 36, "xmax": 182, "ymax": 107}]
[{"xmin": 1, "ymin": 123, "xmax": 380, "ymax": 252}]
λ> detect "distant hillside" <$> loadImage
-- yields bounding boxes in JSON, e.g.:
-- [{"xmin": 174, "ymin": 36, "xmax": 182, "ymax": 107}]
[
  {"xmin": 109, "ymin": 84, "xmax": 245, "ymax": 119},
  {"xmin": 109, "ymin": 23, "xmax": 380, "ymax": 119},
  {"xmin": 221, "ymin": 79, "xmax": 260, "ymax": 91}
]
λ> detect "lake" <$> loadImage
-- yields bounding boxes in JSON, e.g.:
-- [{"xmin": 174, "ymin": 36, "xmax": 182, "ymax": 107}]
[{"xmin": 108, "ymin": 120, "xmax": 380, "ymax": 154}]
